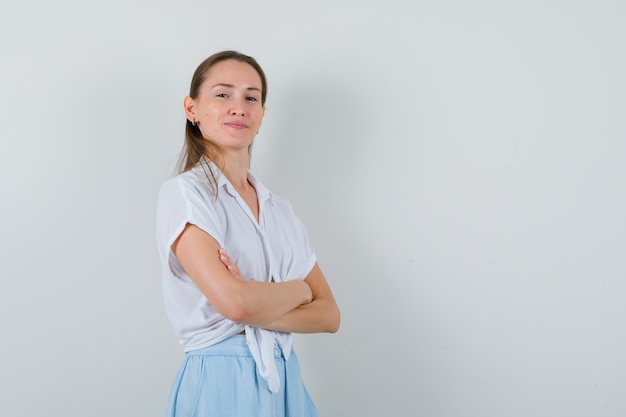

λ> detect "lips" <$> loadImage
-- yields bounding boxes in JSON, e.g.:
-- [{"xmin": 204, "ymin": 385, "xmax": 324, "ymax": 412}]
[{"xmin": 224, "ymin": 121, "xmax": 248, "ymax": 129}]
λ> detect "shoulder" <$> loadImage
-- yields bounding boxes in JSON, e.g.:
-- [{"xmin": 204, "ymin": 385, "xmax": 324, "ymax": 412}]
[
  {"xmin": 156, "ymin": 169, "xmax": 223, "ymax": 227},
  {"xmin": 161, "ymin": 168, "xmax": 207, "ymax": 190},
  {"xmin": 159, "ymin": 169, "xmax": 213, "ymax": 202},
  {"xmin": 156, "ymin": 169, "xmax": 228, "ymax": 247}
]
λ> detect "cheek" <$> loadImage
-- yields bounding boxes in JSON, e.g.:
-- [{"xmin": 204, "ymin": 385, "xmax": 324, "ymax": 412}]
[
  {"xmin": 201, "ymin": 108, "xmax": 221, "ymax": 122},
  {"xmin": 199, "ymin": 102, "xmax": 222, "ymax": 116},
  {"xmin": 253, "ymin": 108, "xmax": 265, "ymax": 122}
]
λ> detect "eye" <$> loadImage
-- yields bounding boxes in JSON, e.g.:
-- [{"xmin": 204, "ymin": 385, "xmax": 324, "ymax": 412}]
[
  {"xmin": 246, "ymin": 96, "xmax": 259, "ymax": 101},
  {"xmin": 216, "ymin": 93, "xmax": 229, "ymax": 98}
]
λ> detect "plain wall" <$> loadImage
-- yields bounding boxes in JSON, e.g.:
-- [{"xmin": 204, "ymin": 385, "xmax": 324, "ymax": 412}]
[{"xmin": 1, "ymin": 1, "xmax": 626, "ymax": 416}]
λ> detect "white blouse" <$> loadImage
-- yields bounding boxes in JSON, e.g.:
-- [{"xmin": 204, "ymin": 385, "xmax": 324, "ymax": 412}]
[{"xmin": 156, "ymin": 160, "xmax": 316, "ymax": 392}]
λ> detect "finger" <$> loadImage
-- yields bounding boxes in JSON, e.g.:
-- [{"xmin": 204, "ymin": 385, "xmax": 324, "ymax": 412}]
[
  {"xmin": 218, "ymin": 249, "xmax": 240, "ymax": 275},
  {"xmin": 218, "ymin": 249, "xmax": 231, "ymax": 265}
]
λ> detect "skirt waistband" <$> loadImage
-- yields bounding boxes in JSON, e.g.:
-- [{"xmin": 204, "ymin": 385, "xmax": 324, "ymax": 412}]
[{"xmin": 185, "ymin": 334, "xmax": 286, "ymax": 359}]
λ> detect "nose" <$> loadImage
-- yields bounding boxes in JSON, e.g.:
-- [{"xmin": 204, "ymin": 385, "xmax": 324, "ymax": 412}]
[{"xmin": 230, "ymin": 99, "xmax": 245, "ymax": 116}]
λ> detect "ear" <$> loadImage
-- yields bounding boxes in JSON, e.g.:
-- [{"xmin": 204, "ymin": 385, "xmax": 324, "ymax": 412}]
[{"xmin": 183, "ymin": 96, "xmax": 196, "ymax": 123}]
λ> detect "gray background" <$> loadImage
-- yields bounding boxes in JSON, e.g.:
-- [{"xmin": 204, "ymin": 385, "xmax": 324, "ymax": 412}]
[{"xmin": 2, "ymin": 1, "xmax": 626, "ymax": 416}]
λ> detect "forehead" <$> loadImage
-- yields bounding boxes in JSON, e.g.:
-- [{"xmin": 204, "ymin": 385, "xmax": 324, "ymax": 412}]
[{"xmin": 203, "ymin": 59, "xmax": 262, "ymax": 88}]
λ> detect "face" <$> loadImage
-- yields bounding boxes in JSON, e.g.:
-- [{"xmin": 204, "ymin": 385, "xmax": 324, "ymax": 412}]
[{"xmin": 185, "ymin": 59, "xmax": 265, "ymax": 155}]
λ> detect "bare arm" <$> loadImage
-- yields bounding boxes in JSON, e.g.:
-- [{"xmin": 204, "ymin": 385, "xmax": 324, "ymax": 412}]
[
  {"xmin": 172, "ymin": 224, "xmax": 312, "ymax": 325},
  {"xmin": 219, "ymin": 252, "xmax": 340, "ymax": 334},
  {"xmin": 263, "ymin": 263, "xmax": 340, "ymax": 333}
]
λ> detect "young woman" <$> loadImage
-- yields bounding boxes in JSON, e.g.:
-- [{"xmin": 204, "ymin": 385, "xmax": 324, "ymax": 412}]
[{"xmin": 156, "ymin": 50, "xmax": 340, "ymax": 417}]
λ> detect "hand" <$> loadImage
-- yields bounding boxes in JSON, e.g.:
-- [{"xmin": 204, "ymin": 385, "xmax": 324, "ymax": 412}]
[{"xmin": 218, "ymin": 249, "xmax": 243, "ymax": 280}]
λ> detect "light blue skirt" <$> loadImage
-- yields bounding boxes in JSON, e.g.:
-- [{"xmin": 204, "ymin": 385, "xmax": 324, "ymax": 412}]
[{"xmin": 165, "ymin": 335, "xmax": 318, "ymax": 417}]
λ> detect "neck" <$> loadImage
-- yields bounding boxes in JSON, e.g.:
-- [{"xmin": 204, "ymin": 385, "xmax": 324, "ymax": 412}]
[{"xmin": 212, "ymin": 149, "xmax": 250, "ymax": 189}]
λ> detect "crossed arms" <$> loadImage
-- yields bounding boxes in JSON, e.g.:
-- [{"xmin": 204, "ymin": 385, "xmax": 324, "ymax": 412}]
[{"xmin": 172, "ymin": 224, "xmax": 340, "ymax": 333}]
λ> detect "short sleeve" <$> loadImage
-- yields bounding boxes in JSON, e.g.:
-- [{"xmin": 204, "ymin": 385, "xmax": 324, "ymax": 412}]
[{"xmin": 156, "ymin": 175, "xmax": 224, "ymax": 283}]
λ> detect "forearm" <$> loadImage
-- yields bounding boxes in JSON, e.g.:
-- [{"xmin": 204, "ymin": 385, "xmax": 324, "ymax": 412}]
[
  {"xmin": 215, "ymin": 252, "xmax": 339, "ymax": 333},
  {"xmin": 235, "ymin": 279, "xmax": 312, "ymax": 326},
  {"xmin": 258, "ymin": 296, "xmax": 340, "ymax": 333},
  {"xmin": 173, "ymin": 225, "xmax": 312, "ymax": 324}
]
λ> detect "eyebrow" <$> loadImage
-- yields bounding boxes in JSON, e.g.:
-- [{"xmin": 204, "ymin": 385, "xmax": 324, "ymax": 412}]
[{"xmin": 211, "ymin": 83, "xmax": 262, "ymax": 93}]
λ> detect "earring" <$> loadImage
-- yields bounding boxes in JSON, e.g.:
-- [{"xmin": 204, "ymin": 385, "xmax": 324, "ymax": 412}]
[{"xmin": 191, "ymin": 119, "xmax": 196, "ymax": 127}]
